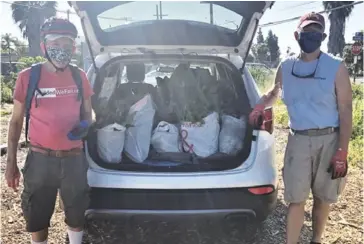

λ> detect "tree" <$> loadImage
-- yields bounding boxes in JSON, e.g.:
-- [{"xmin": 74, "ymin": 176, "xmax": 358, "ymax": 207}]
[
  {"xmin": 251, "ymin": 29, "xmax": 281, "ymax": 67},
  {"xmin": 251, "ymin": 43, "xmax": 270, "ymax": 63},
  {"xmin": 1, "ymin": 33, "xmax": 20, "ymax": 65},
  {"xmin": 266, "ymin": 30, "xmax": 280, "ymax": 65},
  {"xmin": 11, "ymin": 1, "xmax": 57, "ymax": 57},
  {"xmin": 256, "ymin": 28, "xmax": 264, "ymax": 44},
  {"xmin": 323, "ymin": 1, "xmax": 355, "ymax": 56},
  {"xmin": 246, "ymin": 53, "xmax": 255, "ymax": 62},
  {"xmin": 15, "ymin": 41, "xmax": 29, "ymax": 57}
]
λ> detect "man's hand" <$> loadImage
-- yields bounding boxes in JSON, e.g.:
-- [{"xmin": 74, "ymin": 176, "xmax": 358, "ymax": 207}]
[
  {"xmin": 249, "ymin": 103, "xmax": 265, "ymax": 127},
  {"xmin": 327, "ymin": 149, "xmax": 348, "ymax": 179},
  {"xmin": 67, "ymin": 120, "xmax": 90, "ymax": 141},
  {"xmin": 5, "ymin": 159, "xmax": 20, "ymax": 191},
  {"xmin": 249, "ymin": 80, "xmax": 281, "ymax": 127}
]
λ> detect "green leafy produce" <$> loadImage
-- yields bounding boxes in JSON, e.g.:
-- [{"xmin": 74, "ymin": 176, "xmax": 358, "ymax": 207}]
[{"xmin": 166, "ymin": 64, "xmax": 221, "ymax": 123}]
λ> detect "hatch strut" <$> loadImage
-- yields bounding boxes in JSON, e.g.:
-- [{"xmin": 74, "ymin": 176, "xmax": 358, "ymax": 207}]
[{"xmin": 80, "ymin": 16, "xmax": 99, "ymax": 75}]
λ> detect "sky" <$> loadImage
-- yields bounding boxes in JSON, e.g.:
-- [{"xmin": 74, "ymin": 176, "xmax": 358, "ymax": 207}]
[{"xmin": 0, "ymin": 0, "xmax": 363, "ymax": 56}]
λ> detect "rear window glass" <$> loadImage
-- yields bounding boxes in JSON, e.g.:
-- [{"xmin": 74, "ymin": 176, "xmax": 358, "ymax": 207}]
[
  {"xmin": 102, "ymin": 62, "xmax": 217, "ymax": 87},
  {"xmin": 94, "ymin": 57, "xmax": 248, "ymax": 124},
  {"xmin": 97, "ymin": 2, "xmax": 243, "ymax": 31}
]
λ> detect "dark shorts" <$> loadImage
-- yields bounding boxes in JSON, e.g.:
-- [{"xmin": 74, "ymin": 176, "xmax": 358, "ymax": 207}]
[{"xmin": 21, "ymin": 150, "xmax": 90, "ymax": 232}]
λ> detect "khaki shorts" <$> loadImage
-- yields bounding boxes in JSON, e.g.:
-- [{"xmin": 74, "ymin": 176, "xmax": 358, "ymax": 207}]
[{"xmin": 283, "ymin": 131, "xmax": 346, "ymax": 204}]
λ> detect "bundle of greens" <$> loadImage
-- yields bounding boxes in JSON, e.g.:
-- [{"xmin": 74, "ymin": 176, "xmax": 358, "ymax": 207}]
[
  {"xmin": 94, "ymin": 92, "xmax": 143, "ymax": 129},
  {"xmin": 216, "ymin": 80, "xmax": 241, "ymax": 118},
  {"xmin": 166, "ymin": 64, "xmax": 220, "ymax": 123}
]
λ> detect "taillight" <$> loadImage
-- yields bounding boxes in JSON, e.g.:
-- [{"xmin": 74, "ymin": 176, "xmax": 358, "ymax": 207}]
[
  {"xmin": 248, "ymin": 186, "xmax": 274, "ymax": 195},
  {"xmin": 260, "ymin": 107, "xmax": 273, "ymax": 134}
]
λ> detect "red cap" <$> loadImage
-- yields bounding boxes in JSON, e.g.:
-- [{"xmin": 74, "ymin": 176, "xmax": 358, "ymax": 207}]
[{"xmin": 298, "ymin": 12, "xmax": 325, "ymax": 31}]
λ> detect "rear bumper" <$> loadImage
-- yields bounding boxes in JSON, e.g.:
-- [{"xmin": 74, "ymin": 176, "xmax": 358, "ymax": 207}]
[{"xmin": 86, "ymin": 186, "xmax": 278, "ymax": 221}]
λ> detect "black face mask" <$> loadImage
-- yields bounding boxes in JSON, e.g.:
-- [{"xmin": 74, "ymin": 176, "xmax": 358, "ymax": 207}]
[{"xmin": 298, "ymin": 32, "xmax": 324, "ymax": 53}]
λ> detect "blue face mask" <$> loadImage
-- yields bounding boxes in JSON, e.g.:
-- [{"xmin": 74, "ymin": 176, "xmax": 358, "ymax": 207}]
[{"xmin": 298, "ymin": 32, "xmax": 323, "ymax": 53}]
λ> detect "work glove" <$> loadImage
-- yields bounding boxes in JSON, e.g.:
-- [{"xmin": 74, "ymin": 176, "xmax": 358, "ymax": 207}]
[
  {"xmin": 248, "ymin": 104, "xmax": 265, "ymax": 128},
  {"xmin": 327, "ymin": 148, "xmax": 348, "ymax": 179},
  {"xmin": 248, "ymin": 95, "xmax": 267, "ymax": 128},
  {"xmin": 67, "ymin": 120, "xmax": 90, "ymax": 141}
]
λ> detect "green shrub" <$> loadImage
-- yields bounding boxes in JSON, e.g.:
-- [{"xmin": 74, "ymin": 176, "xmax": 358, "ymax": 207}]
[
  {"xmin": 351, "ymin": 95, "xmax": 363, "ymax": 140},
  {"xmin": 17, "ymin": 56, "xmax": 46, "ymax": 71},
  {"xmin": 248, "ymin": 67, "xmax": 274, "ymax": 93},
  {"xmin": 0, "ymin": 56, "xmax": 46, "ymax": 104},
  {"xmin": 349, "ymin": 84, "xmax": 363, "ymax": 166},
  {"xmin": 2, "ymin": 72, "xmax": 17, "ymax": 88},
  {"xmin": 274, "ymin": 100, "xmax": 289, "ymax": 128},
  {"xmin": 352, "ymin": 83, "xmax": 363, "ymax": 101},
  {"xmin": 349, "ymin": 137, "xmax": 363, "ymax": 167},
  {"xmin": 1, "ymin": 76, "xmax": 13, "ymax": 104},
  {"xmin": 1, "ymin": 73, "xmax": 17, "ymax": 104}
]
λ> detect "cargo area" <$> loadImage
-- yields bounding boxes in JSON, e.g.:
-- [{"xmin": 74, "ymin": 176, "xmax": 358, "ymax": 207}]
[{"xmin": 85, "ymin": 55, "xmax": 254, "ymax": 172}]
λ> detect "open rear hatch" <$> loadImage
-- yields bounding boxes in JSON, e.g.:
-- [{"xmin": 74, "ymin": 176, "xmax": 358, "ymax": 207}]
[
  {"xmin": 85, "ymin": 54, "xmax": 256, "ymax": 172},
  {"xmin": 67, "ymin": 1, "xmax": 274, "ymax": 172},
  {"xmin": 69, "ymin": 1, "xmax": 273, "ymax": 64}
]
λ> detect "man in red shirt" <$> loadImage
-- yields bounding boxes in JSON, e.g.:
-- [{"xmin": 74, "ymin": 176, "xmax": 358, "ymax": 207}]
[{"xmin": 5, "ymin": 18, "xmax": 93, "ymax": 244}]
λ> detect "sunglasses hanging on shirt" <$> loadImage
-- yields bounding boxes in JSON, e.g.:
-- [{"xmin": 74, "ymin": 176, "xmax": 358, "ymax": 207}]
[{"xmin": 291, "ymin": 52, "xmax": 323, "ymax": 79}]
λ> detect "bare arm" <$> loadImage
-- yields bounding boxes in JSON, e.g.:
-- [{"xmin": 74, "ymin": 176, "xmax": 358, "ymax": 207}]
[
  {"xmin": 81, "ymin": 97, "xmax": 93, "ymax": 123},
  {"xmin": 261, "ymin": 65, "xmax": 282, "ymax": 107},
  {"xmin": 7, "ymin": 100, "xmax": 25, "ymax": 164},
  {"xmin": 335, "ymin": 63, "xmax": 353, "ymax": 152}
]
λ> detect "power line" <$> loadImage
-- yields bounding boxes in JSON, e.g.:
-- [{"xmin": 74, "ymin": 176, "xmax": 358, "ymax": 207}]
[
  {"xmin": 2, "ymin": 1, "xmax": 132, "ymax": 22},
  {"xmin": 276, "ymin": 2, "xmax": 322, "ymax": 16},
  {"xmin": 274, "ymin": 1, "xmax": 317, "ymax": 12},
  {"xmin": 259, "ymin": 1, "xmax": 363, "ymax": 28}
]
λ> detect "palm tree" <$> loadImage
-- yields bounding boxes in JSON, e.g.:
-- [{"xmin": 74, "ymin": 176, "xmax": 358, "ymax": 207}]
[
  {"xmin": 11, "ymin": 1, "xmax": 57, "ymax": 57},
  {"xmin": 1, "ymin": 33, "xmax": 20, "ymax": 65},
  {"xmin": 15, "ymin": 41, "xmax": 29, "ymax": 57},
  {"xmin": 323, "ymin": 1, "xmax": 355, "ymax": 56}
]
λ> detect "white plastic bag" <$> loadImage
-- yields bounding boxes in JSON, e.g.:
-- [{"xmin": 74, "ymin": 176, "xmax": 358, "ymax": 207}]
[
  {"xmin": 180, "ymin": 112, "xmax": 220, "ymax": 158},
  {"xmin": 151, "ymin": 121, "xmax": 180, "ymax": 153},
  {"xmin": 219, "ymin": 115, "xmax": 247, "ymax": 155},
  {"xmin": 97, "ymin": 123, "xmax": 126, "ymax": 163},
  {"xmin": 124, "ymin": 94, "xmax": 156, "ymax": 163}
]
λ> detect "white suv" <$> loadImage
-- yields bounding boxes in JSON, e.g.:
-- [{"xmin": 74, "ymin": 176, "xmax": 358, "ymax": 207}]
[{"xmin": 70, "ymin": 1, "xmax": 277, "ymax": 224}]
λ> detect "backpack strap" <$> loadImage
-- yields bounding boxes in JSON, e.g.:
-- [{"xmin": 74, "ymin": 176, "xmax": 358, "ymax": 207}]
[
  {"xmin": 69, "ymin": 64, "xmax": 85, "ymax": 119},
  {"xmin": 25, "ymin": 63, "xmax": 43, "ymax": 143}
]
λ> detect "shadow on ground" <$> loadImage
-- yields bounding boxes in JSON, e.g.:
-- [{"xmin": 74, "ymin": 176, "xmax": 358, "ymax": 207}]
[{"xmin": 81, "ymin": 200, "xmax": 313, "ymax": 244}]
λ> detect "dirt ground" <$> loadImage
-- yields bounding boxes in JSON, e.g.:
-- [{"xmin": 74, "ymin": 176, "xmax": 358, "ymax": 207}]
[{"xmin": 1, "ymin": 104, "xmax": 363, "ymax": 244}]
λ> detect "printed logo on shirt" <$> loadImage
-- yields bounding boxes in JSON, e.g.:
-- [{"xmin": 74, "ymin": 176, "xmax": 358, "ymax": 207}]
[{"xmin": 35, "ymin": 86, "xmax": 78, "ymax": 99}]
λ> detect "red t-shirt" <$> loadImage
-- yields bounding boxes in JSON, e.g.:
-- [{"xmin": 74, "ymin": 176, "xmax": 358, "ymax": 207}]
[{"xmin": 13, "ymin": 65, "xmax": 94, "ymax": 150}]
